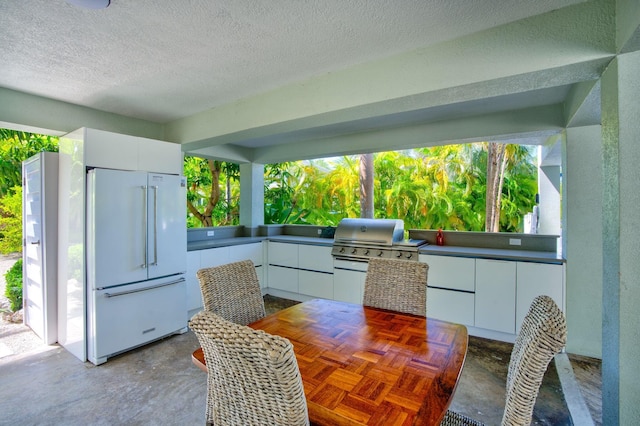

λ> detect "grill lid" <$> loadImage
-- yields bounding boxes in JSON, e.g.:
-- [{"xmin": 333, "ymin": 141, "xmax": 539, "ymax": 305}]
[{"xmin": 333, "ymin": 218, "xmax": 404, "ymax": 246}]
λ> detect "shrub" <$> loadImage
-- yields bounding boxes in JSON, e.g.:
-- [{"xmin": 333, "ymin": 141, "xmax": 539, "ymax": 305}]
[
  {"xmin": 0, "ymin": 187, "xmax": 23, "ymax": 255},
  {"xmin": 4, "ymin": 258, "xmax": 23, "ymax": 312}
]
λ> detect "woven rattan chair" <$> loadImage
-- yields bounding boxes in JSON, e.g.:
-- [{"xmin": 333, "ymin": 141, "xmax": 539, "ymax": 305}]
[
  {"xmin": 196, "ymin": 259, "xmax": 266, "ymax": 326},
  {"xmin": 440, "ymin": 295, "xmax": 567, "ymax": 426},
  {"xmin": 189, "ymin": 310, "xmax": 309, "ymax": 426},
  {"xmin": 362, "ymin": 257, "xmax": 428, "ymax": 316}
]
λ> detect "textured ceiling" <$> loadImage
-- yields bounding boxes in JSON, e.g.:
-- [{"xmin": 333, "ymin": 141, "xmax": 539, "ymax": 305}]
[{"xmin": 0, "ymin": 0, "xmax": 586, "ymax": 124}]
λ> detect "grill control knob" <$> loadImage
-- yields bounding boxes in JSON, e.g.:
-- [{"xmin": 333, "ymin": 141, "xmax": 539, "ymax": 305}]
[
  {"xmin": 364, "ymin": 249, "xmax": 370, "ymax": 255},
  {"xmin": 351, "ymin": 248, "xmax": 357, "ymax": 254},
  {"xmin": 377, "ymin": 251, "xmax": 384, "ymax": 257},
  {"xmin": 405, "ymin": 253, "xmax": 413, "ymax": 259},
  {"xmin": 396, "ymin": 252, "xmax": 403, "ymax": 258},
  {"xmin": 339, "ymin": 247, "xmax": 345, "ymax": 253}
]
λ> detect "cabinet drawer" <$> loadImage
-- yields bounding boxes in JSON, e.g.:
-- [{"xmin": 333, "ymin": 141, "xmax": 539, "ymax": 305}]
[
  {"xmin": 229, "ymin": 242, "xmax": 263, "ymax": 266},
  {"xmin": 422, "ymin": 255, "xmax": 475, "ymax": 292},
  {"xmin": 268, "ymin": 242, "xmax": 299, "ymax": 268},
  {"xmin": 299, "ymin": 270, "xmax": 333, "ymax": 299},
  {"xmin": 299, "ymin": 245, "xmax": 333, "ymax": 272},
  {"xmin": 268, "ymin": 265, "xmax": 299, "ymax": 293},
  {"xmin": 427, "ymin": 288, "xmax": 475, "ymax": 326}
]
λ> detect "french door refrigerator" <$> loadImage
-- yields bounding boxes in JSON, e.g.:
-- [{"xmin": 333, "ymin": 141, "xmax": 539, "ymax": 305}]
[{"xmin": 86, "ymin": 168, "xmax": 187, "ymax": 365}]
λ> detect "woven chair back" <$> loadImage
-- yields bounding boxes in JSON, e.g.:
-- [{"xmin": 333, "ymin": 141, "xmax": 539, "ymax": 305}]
[
  {"xmin": 501, "ymin": 295, "xmax": 567, "ymax": 425},
  {"xmin": 189, "ymin": 311, "xmax": 309, "ymax": 426},
  {"xmin": 363, "ymin": 257, "xmax": 428, "ymax": 316},
  {"xmin": 196, "ymin": 259, "xmax": 266, "ymax": 326}
]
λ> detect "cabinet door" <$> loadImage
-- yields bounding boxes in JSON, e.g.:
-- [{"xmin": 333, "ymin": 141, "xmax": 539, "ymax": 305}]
[
  {"xmin": 186, "ymin": 251, "xmax": 202, "ymax": 312},
  {"xmin": 200, "ymin": 247, "xmax": 230, "ymax": 269},
  {"xmin": 299, "ymin": 270, "xmax": 333, "ymax": 299},
  {"xmin": 333, "ymin": 269, "xmax": 365, "ymax": 304},
  {"xmin": 299, "ymin": 245, "xmax": 333, "ymax": 272},
  {"xmin": 427, "ymin": 288, "xmax": 475, "ymax": 326},
  {"xmin": 268, "ymin": 265, "xmax": 299, "ymax": 293},
  {"xmin": 516, "ymin": 262, "xmax": 564, "ymax": 333},
  {"xmin": 421, "ymin": 255, "xmax": 475, "ymax": 291},
  {"xmin": 475, "ymin": 259, "xmax": 516, "ymax": 334},
  {"xmin": 229, "ymin": 242, "xmax": 264, "ymax": 266},
  {"xmin": 268, "ymin": 242, "xmax": 298, "ymax": 267}
]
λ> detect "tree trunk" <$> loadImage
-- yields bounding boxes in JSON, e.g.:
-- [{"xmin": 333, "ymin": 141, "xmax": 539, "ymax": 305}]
[
  {"xmin": 187, "ymin": 159, "xmax": 221, "ymax": 227},
  {"xmin": 485, "ymin": 143, "xmax": 506, "ymax": 232},
  {"xmin": 359, "ymin": 153, "xmax": 374, "ymax": 218}
]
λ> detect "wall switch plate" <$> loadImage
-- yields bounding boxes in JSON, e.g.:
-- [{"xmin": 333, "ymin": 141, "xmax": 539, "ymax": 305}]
[
  {"xmin": 509, "ymin": 238, "xmax": 521, "ymax": 246},
  {"xmin": 207, "ymin": 231, "xmax": 215, "ymax": 237}
]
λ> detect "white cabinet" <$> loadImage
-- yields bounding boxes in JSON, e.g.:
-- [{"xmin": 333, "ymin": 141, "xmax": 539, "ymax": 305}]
[
  {"xmin": 475, "ymin": 259, "xmax": 516, "ymax": 334},
  {"xmin": 268, "ymin": 242, "xmax": 300, "ymax": 292},
  {"xmin": 298, "ymin": 245, "xmax": 333, "ymax": 298},
  {"xmin": 427, "ymin": 288, "xmax": 475, "ymax": 326},
  {"xmin": 333, "ymin": 268, "xmax": 366, "ymax": 304},
  {"xmin": 421, "ymin": 254, "xmax": 475, "ymax": 326},
  {"xmin": 229, "ymin": 242, "xmax": 265, "ymax": 287},
  {"xmin": 269, "ymin": 265, "xmax": 299, "ymax": 293},
  {"xmin": 200, "ymin": 246, "xmax": 230, "ymax": 268},
  {"xmin": 82, "ymin": 128, "xmax": 181, "ymax": 174},
  {"xmin": 516, "ymin": 262, "xmax": 563, "ymax": 333},
  {"xmin": 186, "ymin": 251, "xmax": 202, "ymax": 313},
  {"xmin": 268, "ymin": 242, "xmax": 298, "ymax": 267},
  {"xmin": 299, "ymin": 270, "xmax": 333, "ymax": 299},
  {"xmin": 299, "ymin": 245, "xmax": 333, "ymax": 273},
  {"xmin": 423, "ymin": 255, "xmax": 475, "ymax": 292}
]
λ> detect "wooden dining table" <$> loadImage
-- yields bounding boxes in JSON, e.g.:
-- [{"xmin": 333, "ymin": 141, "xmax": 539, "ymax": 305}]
[{"xmin": 192, "ymin": 298, "xmax": 468, "ymax": 426}]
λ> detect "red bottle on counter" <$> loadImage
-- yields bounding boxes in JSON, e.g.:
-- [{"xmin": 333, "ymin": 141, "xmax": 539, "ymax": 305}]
[{"xmin": 436, "ymin": 229, "xmax": 445, "ymax": 246}]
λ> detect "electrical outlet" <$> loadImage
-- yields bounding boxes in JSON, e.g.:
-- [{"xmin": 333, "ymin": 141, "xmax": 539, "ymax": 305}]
[
  {"xmin": 509, "ymin": 238, "xmax": 521, "ymax": 246},
  {"xmin": 317, "ymin": 229, "xmax": 322, "ymax": 235},
  {"xmin": 207, "ymin": 231, "xmax": 215, "ymax": 237}
]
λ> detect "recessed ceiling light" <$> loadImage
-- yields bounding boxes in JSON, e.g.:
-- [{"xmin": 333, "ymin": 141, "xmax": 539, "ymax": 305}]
[{"xmin": 66, "ymin": 0, "xmax": 110, "ymax": 9}]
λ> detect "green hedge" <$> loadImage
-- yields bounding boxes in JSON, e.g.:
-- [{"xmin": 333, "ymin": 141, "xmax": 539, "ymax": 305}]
[{"xmin": 4, "ymin": 259, "xmax": 22, "ymax": 312}]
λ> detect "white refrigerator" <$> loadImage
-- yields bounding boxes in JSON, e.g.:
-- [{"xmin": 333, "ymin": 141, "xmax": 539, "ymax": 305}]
[{"xmin": 86, "ymin": 168, "xmax": 187, "ymax": 365}]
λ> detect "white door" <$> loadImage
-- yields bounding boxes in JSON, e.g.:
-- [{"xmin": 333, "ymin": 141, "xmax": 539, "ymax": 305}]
[
  {"xmin": 23, "ymin": 156, "xmax": 45, "ymax": 338},
  {"xmin": 88, "ymin": 169, "xmax": 148, "ymax": 288},
  {"xmin": 22, "ymin": 153, "xmax": 58, "ymax": 344},
  {"xmin": 146, "ymin": 173, "xmax": 186, "ymax": 279}
]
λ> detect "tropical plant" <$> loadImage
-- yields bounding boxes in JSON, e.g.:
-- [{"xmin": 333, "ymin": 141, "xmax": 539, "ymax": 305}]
[
  {"xmin": 184, "ymin": 156, "xmax": 240, "ymax": 227},
  {"xmin": 0, "ymin": 187, "xmax": 22, "ymax": 254},
  {"xmin": 0, "ymin": 129, "xmax": 58, "ymax": 197},
  {"xmin": 4, "ymin": 258, "xmax": 23, "ymax": 312}
]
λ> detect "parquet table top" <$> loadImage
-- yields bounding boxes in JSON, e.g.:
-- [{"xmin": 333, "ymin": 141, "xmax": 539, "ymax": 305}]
[{"xmin": 192, "ymin": 298, "xmax": 468, "ymax": 426}]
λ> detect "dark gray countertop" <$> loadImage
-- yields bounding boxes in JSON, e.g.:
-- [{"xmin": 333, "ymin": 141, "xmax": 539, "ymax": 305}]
[{"xmin": 419, "ymin": 244, "xmax": 564, "ymax": 264}]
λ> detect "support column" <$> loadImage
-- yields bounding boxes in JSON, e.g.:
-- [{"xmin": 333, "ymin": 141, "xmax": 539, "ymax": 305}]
[
  {"xmin": 563, "ymin": 126, "xmax": 603, "ymax": 358},
  {"xmin": 239, "ymin": 162, "xmax": 264, "ymax": 234},
  {"xmin": 600, "ymin": 50, "xmax": 640, "ymax": 425}
]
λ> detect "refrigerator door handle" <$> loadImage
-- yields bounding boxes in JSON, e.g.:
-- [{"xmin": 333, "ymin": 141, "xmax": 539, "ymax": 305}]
[
  {"xmin": 103, "ymin": 277, "xmax": 186, "ymax": 298},
  {"xmin": 151, "ymin": 185, "xmax": 158, "ymax": 266},
  {"xmin": 141, "ymin": 185, "xmax": 148, "ymax": 269}
]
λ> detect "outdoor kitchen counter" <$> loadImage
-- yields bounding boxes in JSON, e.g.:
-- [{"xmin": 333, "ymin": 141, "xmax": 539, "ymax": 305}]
[
  {"xmin": 187, "ymin": 235, "xmax": 333, "ymax": 251},
  {"xmin": 420, "ymin": 244, "xmax": 564, "ymax": 264},
  {"xmin": 187, "ymin": 236, "xmax": 265, "ymax": 251}
]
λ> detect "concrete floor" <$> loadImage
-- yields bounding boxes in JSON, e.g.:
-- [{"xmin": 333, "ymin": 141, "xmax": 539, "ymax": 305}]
[{"xmin": 0, "ymin": 295, "xmax": 601, "ymax": 425}]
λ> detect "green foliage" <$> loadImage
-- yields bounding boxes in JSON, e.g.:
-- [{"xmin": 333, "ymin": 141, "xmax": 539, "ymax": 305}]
[
  {"xmin": 0, "ymin": 130, "xmax": 58, "ymax": 197},
  {"xmin": 263, "ymin": 143, "xmax": 538, "ymax": 232},
  {"xmin": 0, "ymin": 187, "xmax": 22, "ymax": 254},
  {"xmin": 4, "ymin": 258, "xmax": 23, "ymax": 312},
  {"xmin": 184, "ymin": 156, "xmax": 240, "ymax": 227}
]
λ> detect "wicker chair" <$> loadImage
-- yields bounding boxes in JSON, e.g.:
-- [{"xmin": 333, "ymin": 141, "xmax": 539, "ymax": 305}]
[
  {"xmin": 440, "ymin": 295, "xmax": 567, "ymax": 426},
  {"xmin": 189, "ymin": 310, "xmax": 309, "ymax": 426},
  {"xmin": 362, "ymin": 257, "xmax": 428, "ymax": 316},
  {"xmin": 196, "ymin": 259, "xmax": 266, "ymax": 326}
]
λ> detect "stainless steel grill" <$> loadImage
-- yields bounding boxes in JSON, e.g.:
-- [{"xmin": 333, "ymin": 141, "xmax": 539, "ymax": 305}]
[{"xmin": 331, "ymin": 218, "xmax": 427, "ymax": 262}]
